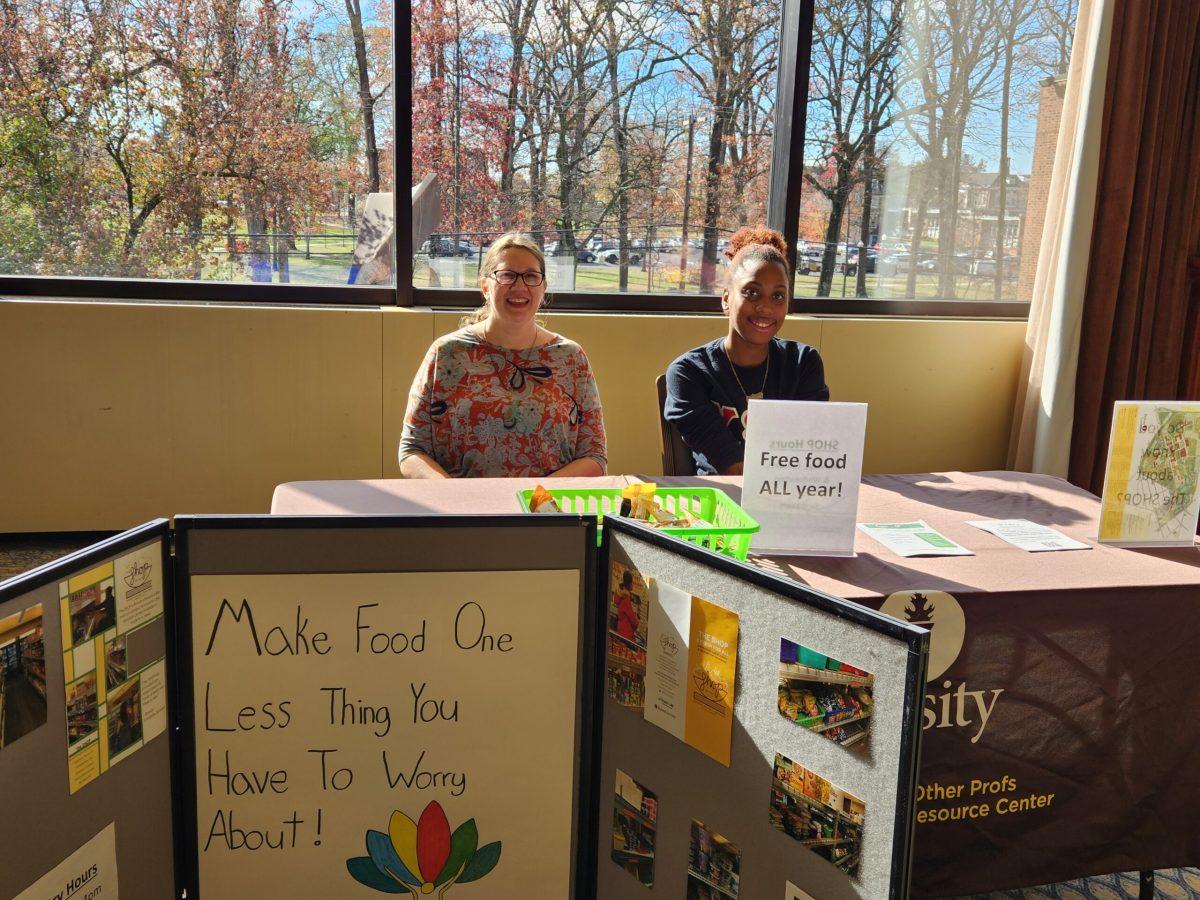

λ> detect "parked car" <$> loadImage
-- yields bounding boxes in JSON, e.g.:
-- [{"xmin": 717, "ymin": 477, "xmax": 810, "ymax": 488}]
[
  {"xmin": 423, "ymin": 237, "xmax": 475, "ymax": 258},
  {"xmin": 602, "ymin": 250, "xmax": 643, "ymax": 265},
  {"xmin": 838, "ymin": 249, "xmax": 877, "ymax": 276},
  {"xmin": 576, "ymin": 249, "xmax": 596, "ymax": 263}
]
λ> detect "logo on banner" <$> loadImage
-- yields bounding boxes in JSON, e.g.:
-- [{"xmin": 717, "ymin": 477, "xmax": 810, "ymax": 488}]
[
  {"xmin": 882, "ymin": 590, "xmax": 1003, "ymax": 744},
  {"xmin": 347, "ymin": 801, "xmax": 502, "ymax": 894},
  {"xmin": 880, "ymin": 590, "xmax": 965, "ymax": 680}
]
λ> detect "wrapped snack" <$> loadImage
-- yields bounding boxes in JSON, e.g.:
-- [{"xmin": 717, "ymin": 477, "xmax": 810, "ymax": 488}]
[
  {"xmin": 529, "ymin": 485, "xmax": 561, "ymax": 513},
  {"xmin": 620, "ymin": 482, "xmax": 657, "ymax": 521}
]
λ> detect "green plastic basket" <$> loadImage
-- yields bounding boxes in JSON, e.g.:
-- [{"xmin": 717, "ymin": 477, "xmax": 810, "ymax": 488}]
[{"xmin": 516, "ymin": 486, "xmax": 759, "ymax": 560}]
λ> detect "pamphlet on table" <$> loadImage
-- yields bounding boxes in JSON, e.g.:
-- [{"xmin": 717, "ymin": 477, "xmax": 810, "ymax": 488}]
[
  {"xmin": 741, "ymin": 400, "xmax": 867, "ymax": 556},
  {"xmin": 1098, "ymin": 401, "xmax": 1200, "ymax": 547},
  {"xmin": 857, "ymin": 521, "xmax": 973, "ymax": 557},
  {"xmin": 966, "ymin": 519, "xmax": 1091, "ymax": 552}
]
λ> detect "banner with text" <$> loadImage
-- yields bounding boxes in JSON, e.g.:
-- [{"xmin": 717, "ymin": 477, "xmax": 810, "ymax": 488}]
[{"xmin": 741, "ymin": 400, "xmax": 867, "ymax": 555}]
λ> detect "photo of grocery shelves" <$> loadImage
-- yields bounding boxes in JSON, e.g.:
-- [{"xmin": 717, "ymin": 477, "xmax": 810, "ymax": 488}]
[
  {"xmin": 687, "ymin": 819, "xmax": 741, "ymax": 899},
  {"xmin": 770, "ymin": 753, "xmax": 865, "ymax": 878},
  {"xmin": 778, "ymin": 638, "xmax": 874, "ymax": 752},
  {"xmin": 0, "ymin": 603, "xmax": 47, "ymax": 748},
  {"xmin": 611, "ymin": 769, "xmax": 657, "ymax": 887}
]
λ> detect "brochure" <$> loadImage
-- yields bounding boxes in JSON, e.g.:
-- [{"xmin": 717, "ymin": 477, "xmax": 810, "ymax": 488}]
[
  {"xmin": 966, "ymin": 519, "xmax": 1090, "ymax": 552},
  {"xmin": 857, "ymin": 521, "xmax": 973, "ymax": 557}
]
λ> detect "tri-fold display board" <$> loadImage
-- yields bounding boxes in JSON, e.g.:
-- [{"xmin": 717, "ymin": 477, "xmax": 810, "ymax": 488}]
[{"xmin": 0, "ymin": 513, "xmax": 927, "ymax": 900}]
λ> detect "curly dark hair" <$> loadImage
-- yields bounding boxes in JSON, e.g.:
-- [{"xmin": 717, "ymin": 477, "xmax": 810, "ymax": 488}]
[{"xmin": 723, "ymin": 225, "xmax": 789, "ymax": 286}]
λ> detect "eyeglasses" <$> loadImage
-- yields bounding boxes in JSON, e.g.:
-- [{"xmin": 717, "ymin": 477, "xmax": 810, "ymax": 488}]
[{"xmin": 487, "ymin": 269, "xmax": 545, "ymax": 286}]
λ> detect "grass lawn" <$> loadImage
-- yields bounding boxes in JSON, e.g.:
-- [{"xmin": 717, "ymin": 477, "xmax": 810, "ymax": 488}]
[{"xmin": 414, "ymin": 257, "xmax": 1020, "ymax": 302}]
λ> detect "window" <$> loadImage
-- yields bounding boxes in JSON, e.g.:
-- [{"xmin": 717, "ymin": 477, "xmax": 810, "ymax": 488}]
[
  {"xmin": 0, "ymin": 0, "xmax": 1078, "ymax": 313},
  {"xmin": 410, "ymin": 0, "xmax": 780, "ymax": 298},
  {"xmin": 797, "ymin": 0, "xmax": 1078, "ymax": 305},
  {"xmin": 0, "ymin": 0, "xmax": 394, "ymax": 288}
]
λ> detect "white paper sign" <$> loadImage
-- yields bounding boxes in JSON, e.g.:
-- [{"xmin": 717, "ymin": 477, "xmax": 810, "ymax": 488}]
[
  {"xmin": 643, "ymin": 580, "xmax": 691, "ymax": 741},
  {"xmin": 786, "ymin": 881, "xmax": 817, "ymax": 900},
  {"xmin": 15, "ymin": 822, "xmax": 118, "ymax": 900},
  {"xmin": 741, "ymin": 400, "xmax": 867, "ymax": 555},
  {"xmin": 966, "ymin": 519, "xmax": 1091, "ymax": 552},
  {"xmin": 858, "ymin": 521, "xmax": 974, "ymax": 557}
]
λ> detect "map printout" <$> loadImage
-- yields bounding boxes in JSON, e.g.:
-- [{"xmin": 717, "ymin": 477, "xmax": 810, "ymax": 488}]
[{"xmin": 1098, "ymin": 401, "xmax": 1200, "ymax": 546}]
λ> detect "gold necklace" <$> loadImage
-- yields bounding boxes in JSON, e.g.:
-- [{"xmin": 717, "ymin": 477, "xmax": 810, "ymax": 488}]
[
  {"xmin": 482, "ymin": 321, "xmax": 540, "ymax": 351},
  {"xmin": 724, "ymin": 344, "xmax": 769, "ymax": 401}
]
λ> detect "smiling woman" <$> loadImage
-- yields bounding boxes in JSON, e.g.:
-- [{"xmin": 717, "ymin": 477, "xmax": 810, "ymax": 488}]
[
  {"xmin": 398, "ymin": 233, "xmax": 607, "ymax": 478},
  {"xmin": 664, "ymin": 226, "xmax": 829, "ymax": 475}
]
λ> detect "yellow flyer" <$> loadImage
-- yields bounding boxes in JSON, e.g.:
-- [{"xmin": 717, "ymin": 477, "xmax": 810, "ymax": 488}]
[
  {"xmin": 1098, "ymin": 401, "xmax": 1200, "ymax": 546},
  {"xmin": 683, "ymin": 596, "xmax": 739, "ymax": 766}
]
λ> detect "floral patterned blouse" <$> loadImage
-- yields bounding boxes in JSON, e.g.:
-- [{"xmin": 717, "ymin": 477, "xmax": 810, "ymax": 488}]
[{"xmin": 399, "ymin": 328, "xmax": 607, "ymax": 477}]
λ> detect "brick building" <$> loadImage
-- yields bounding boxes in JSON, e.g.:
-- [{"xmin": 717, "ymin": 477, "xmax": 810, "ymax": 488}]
[{"xmin": 1017, "ymin": 74, "xmax": 1069, "ymax": 301}]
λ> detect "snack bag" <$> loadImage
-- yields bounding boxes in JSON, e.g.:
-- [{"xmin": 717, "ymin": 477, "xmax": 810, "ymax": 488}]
[
  {"xmin": 620, "ymin": 482, "xmax": 658, "ymax": 520},
  {"xmin": 530, "ymin": 485, "xmax": 561, "ymax": 513}
]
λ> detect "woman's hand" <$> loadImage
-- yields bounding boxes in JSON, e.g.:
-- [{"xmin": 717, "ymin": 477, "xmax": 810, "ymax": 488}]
[
  {"xmin": 399, "ymin": 452, "xmax": 452, "ymax": 479},
  {"xmin": 720, "ymin": 461, "xmax": 744, "ymax": 476}
]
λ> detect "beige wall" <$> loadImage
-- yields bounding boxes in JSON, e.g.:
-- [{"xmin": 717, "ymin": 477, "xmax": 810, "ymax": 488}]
[{"xmin": 1, "ymin": 299, "xmax": 1025, "ymax": 532}]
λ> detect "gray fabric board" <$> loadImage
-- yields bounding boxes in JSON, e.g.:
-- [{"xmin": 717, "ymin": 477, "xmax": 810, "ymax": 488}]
[
  {"xmin": 597, "ymin": 529, "xmax": 923, "ymax": 900},
  {"xmin": 0, "ymin": 535, "xmax": 175, "ymax": 900}
]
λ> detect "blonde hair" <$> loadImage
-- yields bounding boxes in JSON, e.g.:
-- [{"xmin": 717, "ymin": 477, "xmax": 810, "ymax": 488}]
[{"xmin": 463, "ymin": 232, "xmax": 548, "ymax": 326}]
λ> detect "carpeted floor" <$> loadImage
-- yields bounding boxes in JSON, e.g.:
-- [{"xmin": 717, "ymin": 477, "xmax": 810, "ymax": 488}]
[
  {"xmin": 0, "ymin": 537, "xmax": 1196, "ymax": 899},
  {"xmin": 959, "ymin": 869, "xmax": 1199, "ymax": 898}
]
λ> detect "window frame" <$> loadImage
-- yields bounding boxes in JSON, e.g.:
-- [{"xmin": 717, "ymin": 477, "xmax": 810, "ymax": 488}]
[{"xmin": 0, "ymin": 0, "xmax": 1032, "ymax": 319}]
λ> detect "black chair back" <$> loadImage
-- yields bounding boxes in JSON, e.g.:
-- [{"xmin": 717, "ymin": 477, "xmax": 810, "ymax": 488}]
[{"xmin": 656, "ymin": 374, "xmax": 698, "ymax": 476}]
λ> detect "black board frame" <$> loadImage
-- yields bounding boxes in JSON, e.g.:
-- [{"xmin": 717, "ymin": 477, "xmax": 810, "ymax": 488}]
[
  {"xmin": 171, "ymin": 513, "xmax": 603, "ymax": 900},
  {"xmin": 598, "ymin": 515, "xmax": 929, "ymax": 899}
]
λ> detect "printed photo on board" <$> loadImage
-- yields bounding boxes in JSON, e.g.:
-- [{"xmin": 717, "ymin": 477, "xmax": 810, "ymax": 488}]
[
  {"xmin": 769, "ymin": 752, "xmax": 865, "ymax": 877},
  {"xmin": 68, "ymin": 581, "xmax": 116, "ymax": 646},
  {"xmin": 777, "ymin": 638, "xmax": 873, "ymax": 752},
  {"xmin": 105, "ymin": 635, "xmax": 127, "ymax": 690},
  {"xmin": 0, "ymin": 603, "xmax": 48, "ymax": 749},
  {"xmin": 611, "ymin": 769, "xmax": 658, "ymax": 887},
  {"xmin": 65, "ymin": 671, "xmax": 98, "ymax": 747},
  {"xmin": 107, "ymin": 675, "xmax": 143, "ymax": 759},
  {"xmin": 607, "ymin": 560, "xmax": 649, "ymax": 713},
  {"xmin": 686, "ymin": 819, "xmax": 741, "ymax": 899}
]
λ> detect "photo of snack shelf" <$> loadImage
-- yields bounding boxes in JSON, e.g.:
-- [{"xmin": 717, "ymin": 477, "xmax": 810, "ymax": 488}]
[
  {"xmin": 65, "ymin": 671, "xmax": 98, "ymax": 746},
  {"xmin": 777, "ymin": 638, "xmax": 874, "ymax": 753},
  {"xmin": 770, "ymin": 753, "xmax": 866, "ymax": 878},
  {"xmin": 0, "ymin": 603, "xmax": 47, "ymax": 749},
  {"xmin": 611, "ymin": 769, "xmax": 658, "ymax": 887},
  {"xmin": 687, "ymin": 819, "xmax": 741, "ymax": 899}
]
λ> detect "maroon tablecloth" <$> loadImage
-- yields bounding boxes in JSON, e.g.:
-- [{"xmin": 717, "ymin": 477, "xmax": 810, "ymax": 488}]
[{"xmin": 271, "ymin": 472, "xmax": 1200, "ymax": 896}]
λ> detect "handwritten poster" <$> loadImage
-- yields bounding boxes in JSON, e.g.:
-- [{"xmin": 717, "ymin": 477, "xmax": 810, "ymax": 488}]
[{"xmin": 189, "ymin": 569, "xmax": 581, "ymax": 898}]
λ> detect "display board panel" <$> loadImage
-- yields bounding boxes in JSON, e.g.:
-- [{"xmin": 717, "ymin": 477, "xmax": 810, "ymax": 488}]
[
  {"xmin": 0, "ymin": 520, "xmax": 178, "ymax": 900},
  {"xmin": 174, "ymin": 515, "xmax": 600, "ymax": 900},
  {"xmin": 597, "ymin": 517, "xmax": 927, "ymax": 899}
]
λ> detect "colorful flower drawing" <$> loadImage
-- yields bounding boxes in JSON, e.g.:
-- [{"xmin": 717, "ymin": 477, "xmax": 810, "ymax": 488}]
[{"xmin": 347, "ymin": 801, "xmax": 502, "ymax": 896}]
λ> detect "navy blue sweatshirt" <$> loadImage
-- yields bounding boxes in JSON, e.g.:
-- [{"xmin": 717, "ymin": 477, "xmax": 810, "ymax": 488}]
[{"xmin": 664, "ymin": 338, "xmax": 829, "ymax": 474}]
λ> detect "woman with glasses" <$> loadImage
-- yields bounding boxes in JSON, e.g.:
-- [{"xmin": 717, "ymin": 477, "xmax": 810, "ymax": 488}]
[{"xmin": 399, "ymin": 232, "xmax": 607, "ymax": 478}]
